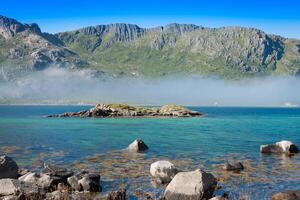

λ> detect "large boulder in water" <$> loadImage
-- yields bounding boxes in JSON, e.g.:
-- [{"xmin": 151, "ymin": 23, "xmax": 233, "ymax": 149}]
[
  {"xmin": 127, "ymin": 139, "xmax": 149, "ymax": 152},
  {"xmin": 150, "ymin": 160, "xmax": 178, "ymax": 184},
  {"xmin": 0, "ymin": 155, "xmax": 19, "ymax": 179},
  {"xmin": 164, "ymin": 169, "xmax": 217, "ymax": 200},
  {"xmin": 272, "ymin": 190, "xmax": 300, "ymax": 200},
  {"xmin": 260, "ymin": 140, "xmax": 299, "ymax": 154}
]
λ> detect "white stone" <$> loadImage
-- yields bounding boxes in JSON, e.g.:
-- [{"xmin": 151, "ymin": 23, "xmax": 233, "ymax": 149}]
[
  {"xmin": 150, "ymin": 160, "xmax": 177, "ymax": 183},
  {"xmin": 164, "ymin": 169, "xmax": 217, "ymax": 200}
]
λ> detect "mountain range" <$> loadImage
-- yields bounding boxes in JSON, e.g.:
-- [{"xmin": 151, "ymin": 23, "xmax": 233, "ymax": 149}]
[{"xmin": 1, "ymin": 15, "xmax": 300, "ymax": 80}]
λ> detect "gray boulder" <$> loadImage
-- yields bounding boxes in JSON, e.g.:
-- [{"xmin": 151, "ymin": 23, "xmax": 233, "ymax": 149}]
[
  {"xmin": 0, "ymin": 179, "xmax": 20, "ymax": 196},
  {"xmin": 78, "ymin": 173, "xmax": 101, "ymax": 192},
  {"xmin": 150, "ymin": 160, "xmax": 178, "ymax": 183},
  {"xmin": 164, "ymin": 169, "xmax": 217, "ymax": 200},
  {"xmin": 0, "ymin": 178, "xmax": 42, "ymax": 199},
  {"xmin": 127, "ymin": 139, "xmax": 149, "ymax": 152},
  {"xmin": 0, "ymin": 155, "xmax": 19, "ymax": 179},
  {"xmin": 260, "ymin": 140, "xmax": 299, "ymax": 154},
  {"xmin": 223, "ymin": 161, "xmax": 244, "ymax": 171},
  {"xmin": 67, "ymin": 175, "xmax": 81, "ymax": 191},
  {"xmin": 18, "ymin": 172, "xmax": 52, "ymax": 191},
  {"xmin": 272, "ymin": 190, "xmax": 300, "ymax": 200}
]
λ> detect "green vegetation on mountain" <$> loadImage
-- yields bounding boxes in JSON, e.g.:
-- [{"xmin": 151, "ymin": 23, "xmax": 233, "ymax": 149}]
[{"xmin": 0, "ymin": 15, "xmax": 300, "ymax": 80}]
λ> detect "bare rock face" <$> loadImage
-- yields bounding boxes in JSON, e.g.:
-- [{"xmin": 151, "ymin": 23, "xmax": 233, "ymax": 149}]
[
  {"xmin": 0, "ymin": 155, "xmax": 19, "ymax": 179},
  {"xmin": 164, "ymin": 169, "xmax": 217, "ymax": 200},
  {"xmin": 260, "ymin": 140, "xmax": 299, "ymax": 154},
  {"xmin": 150, "ymin": 160, "xmax": 178, "ymax": 184},
  {"xmin": 127, "ymin": 139, "xmax": 149, "ymax": 153},
  {"xmin": 272, "ymin": 190, "xmax": 300, "ymax": 200}
]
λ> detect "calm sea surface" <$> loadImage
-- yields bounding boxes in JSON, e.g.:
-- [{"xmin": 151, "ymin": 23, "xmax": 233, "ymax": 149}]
[{"xmin": 0, "ymin": 106, "xmax": 300, "ymax": 199}]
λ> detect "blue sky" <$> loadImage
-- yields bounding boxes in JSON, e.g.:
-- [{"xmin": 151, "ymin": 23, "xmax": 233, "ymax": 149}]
[{"xmin": 1, "ymin": 0, "xmax": 300, "ymax": 38}]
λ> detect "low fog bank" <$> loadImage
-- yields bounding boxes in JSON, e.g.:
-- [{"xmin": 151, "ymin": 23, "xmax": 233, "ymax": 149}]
[{"xmin": 0, "ymin": 68, "xmax": 300, "ymax": 107}]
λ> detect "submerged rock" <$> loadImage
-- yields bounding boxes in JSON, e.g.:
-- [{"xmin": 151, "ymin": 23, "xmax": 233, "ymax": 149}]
[
  {"xmin": 150, "ymin": 160, "xmax": 178, "ymax": 184},
  {"xmin": 272, "ymin": 190, "xmax": 300, "ymax": 200},
  {"xmin": 223, "ymin": 161, "xmax": 244, "ymax": 171},
  {"xmin": 164, "ymin": 169, "xmax": 217, "ymax": 200},
  {"xmin": 0, "ymin": 155, "xmax": 19, "ymax": 179},
  {"xmin": 260, "ymin": 140, "xmax": 299, "ymax": 154},
  {"xmin": 43, "ymin": 164, "xmax": 74, "ymax": 179},
  {"xmin": 128, "ymin": 139, "xmax": 149, "ymax": 152},
  {"xmin": 47, "ymin": 103, "xmax": 202, "ymax": 118},
  {"xmin": 107, "ymin": 189, "xmax": 126, "ymax": 200}
]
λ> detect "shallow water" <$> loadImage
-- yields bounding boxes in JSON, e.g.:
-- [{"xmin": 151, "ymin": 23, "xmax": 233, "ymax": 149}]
[{"xmin": 0, "ymin": 106, "xmax": 300, "ymax": 199}]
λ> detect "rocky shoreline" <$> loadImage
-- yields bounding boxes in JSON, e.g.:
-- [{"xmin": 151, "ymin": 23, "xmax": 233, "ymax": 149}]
[
  {"xmin": 47, "ymin": 104, "xmax": 202, "ymax": 118},
  {"xmin": 0, "ymin": 139, "xmax": 299, "ymax": 200}
]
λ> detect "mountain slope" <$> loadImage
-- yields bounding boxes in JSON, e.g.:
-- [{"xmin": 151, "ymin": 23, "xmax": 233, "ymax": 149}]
[
  {"xmin": 56, "ymin": 23, "xmax": 300, "ymax": 78},
  {"xmin": 0, "ymin": 15, "xmax": 87, "ymax": 80},
  {"xmin": 0, "ymin": 15, "xmax": 300, "ymax": 80}
]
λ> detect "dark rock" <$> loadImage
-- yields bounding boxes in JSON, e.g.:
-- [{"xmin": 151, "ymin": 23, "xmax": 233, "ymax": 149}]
[
  {"xmin": 0, "ymin": 155, "xmax": 19, "ymax": 179},
  {"xmin": 223, "ymin": 161, "xmax": 244, "ymax": 171},
  {"xmin": 128, "ymin": 139, "xmax": 149, "ymax": 152},
  {"xmin": 107, "ymin": 189, "xmax": 126, "ymax": 200},
  {"xmin": 272, "ymin": 190, "xmax": 300, "ymax": 200}
]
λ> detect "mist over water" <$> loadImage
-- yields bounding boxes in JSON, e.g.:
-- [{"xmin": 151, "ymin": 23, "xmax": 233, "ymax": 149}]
[{"xmin": 0, "ymin": 67, "xmax": 300, "ymax": 106}]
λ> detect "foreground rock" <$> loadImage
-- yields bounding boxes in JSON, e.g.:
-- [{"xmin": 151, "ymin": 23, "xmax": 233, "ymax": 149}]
[
  {"xmin": 164, "ymin": 169, "xmax": 217, "ymax": 200},
  {"xmin": 150, "ymin": 160, "xmax": 178, "ymax": 184},
  {"xmin": 18, "ymin": 172, "xmax": 53, "ymax": 192},
  {"xmin": 272, "ymin": 190, "xmax": 300, "ymax": 200},
  {"xmin": 48, "ymin": 104, "xmax": 202, "ymax": 118},
  {"xmin": 127, "ymin": 139, "xmax": 149, "ymax": 152},
  {"xmin": 223, "ymin": 161, "xmax": 244, "ymax": 171},
  {"xmin": 260, "ymin": 140, "xmax": 299, "ymax": 154},
  {"xmin": 0, "ymin": 155, "xmax": 19, "ymax": 179},
  {"xmin": 0, "ymin": 178, "xmax": 42, "ymax": 199}
]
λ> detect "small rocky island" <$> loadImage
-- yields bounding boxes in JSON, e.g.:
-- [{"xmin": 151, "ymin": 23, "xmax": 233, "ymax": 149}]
[{"xmin": 48, "ymin": 104, "xmax": 202, "ymax": 118}]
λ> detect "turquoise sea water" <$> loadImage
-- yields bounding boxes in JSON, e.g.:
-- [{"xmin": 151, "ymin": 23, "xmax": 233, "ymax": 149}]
[{"xmin": 0, "ymin": 106, "xmax": 300, "ymax": 199}]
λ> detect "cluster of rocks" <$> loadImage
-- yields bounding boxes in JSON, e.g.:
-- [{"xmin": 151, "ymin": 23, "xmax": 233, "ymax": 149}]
[
  {"xmin": 0, "ymin": 155, "xmax": 102, "ymax": 200},
  {"xmin": 1, "ymin": 138, "xmax": 299, "ymax": 200},
  {"xmin": 47, "ymin": 104, "xmax": 202, "ymax": 118}
]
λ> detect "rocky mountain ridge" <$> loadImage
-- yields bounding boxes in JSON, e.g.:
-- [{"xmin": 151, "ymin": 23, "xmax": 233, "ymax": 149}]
[{"xmin": 0, "ymin": 15, "xmax": 300, "ymax": 80}]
